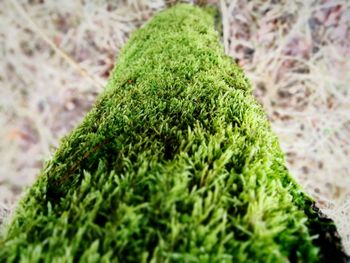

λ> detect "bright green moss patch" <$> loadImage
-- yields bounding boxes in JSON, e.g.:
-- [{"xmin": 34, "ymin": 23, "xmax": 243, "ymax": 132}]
[{"xmin": 0, "ymin": 4, "xmax": 348, "ymax": 263}]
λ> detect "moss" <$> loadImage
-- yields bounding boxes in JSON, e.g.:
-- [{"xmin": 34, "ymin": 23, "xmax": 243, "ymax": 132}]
[{"xmin": 0, "ymin": 4, "xmax": 348, "ymax": 262}]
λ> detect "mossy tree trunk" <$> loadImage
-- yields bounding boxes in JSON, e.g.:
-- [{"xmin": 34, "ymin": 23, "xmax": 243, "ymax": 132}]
[{"xmin": 0, "ymin": 4, "xmax": 348, "ymax": 263}]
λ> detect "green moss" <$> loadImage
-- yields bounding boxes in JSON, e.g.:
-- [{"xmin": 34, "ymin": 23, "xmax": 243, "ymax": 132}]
[{"xmin": 0, "ymin": 4, "xmax": 347, "ymax": 262}]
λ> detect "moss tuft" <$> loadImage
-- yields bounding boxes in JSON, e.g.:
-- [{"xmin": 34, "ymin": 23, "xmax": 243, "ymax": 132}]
[{"xmin": 0, "ymin": 4, "xmax": 348, "ymax": 262}]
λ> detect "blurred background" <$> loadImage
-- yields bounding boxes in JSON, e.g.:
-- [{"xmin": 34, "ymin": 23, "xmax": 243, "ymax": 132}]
[{"xmin": 0, "ymin": 0, "xmax": 349, "ymax": 252}]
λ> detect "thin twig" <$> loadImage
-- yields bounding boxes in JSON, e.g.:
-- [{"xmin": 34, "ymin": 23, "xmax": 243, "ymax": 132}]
[
  {"xmin": 220, "ymin": 0, "xmax": 229, "ymax": 54},
  {"xmin": 9, "ymin": 0, "xmax": 104, "ymax": 90}
]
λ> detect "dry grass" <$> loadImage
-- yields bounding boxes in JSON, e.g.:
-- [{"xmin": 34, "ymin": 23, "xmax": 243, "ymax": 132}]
[{"xmin": 0, "ymin": 0, "xmax": 349, "ymax": 252}]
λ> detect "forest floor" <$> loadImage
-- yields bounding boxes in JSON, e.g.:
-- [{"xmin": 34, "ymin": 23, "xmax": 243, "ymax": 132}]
[{"xmin": 0, "ymin": 0, "xmax": 349, "ymax": 253}]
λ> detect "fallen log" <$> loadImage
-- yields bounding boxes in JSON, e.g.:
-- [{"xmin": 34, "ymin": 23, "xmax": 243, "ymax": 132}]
[{"xmin": 1, "ymin": 4, "xmax": 348, "ymax": 263}]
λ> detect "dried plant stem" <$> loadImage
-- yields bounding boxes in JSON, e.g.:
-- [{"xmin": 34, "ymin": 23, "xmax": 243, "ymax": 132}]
[
  {"xmin": 9, "ymin": 0, "xmax": 104, "ymax": 90},
  {"xmin": 220, "ymin": 0, "xmax": 229, "ymax": 53}
]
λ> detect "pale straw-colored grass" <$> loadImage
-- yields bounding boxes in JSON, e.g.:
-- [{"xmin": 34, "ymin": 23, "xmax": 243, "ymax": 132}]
[{"xmin": 0, "ymin": 0, "xmax": 349, "ymax": 252}]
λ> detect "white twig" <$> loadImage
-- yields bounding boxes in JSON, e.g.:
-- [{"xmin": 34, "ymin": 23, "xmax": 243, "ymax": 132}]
[{"xmin": 220, "ymin": 0, "xmax": 229, "ymax": 54}]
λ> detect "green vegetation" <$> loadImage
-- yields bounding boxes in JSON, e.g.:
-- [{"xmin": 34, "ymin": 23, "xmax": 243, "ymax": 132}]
[{"xmin": 0, "ymin": 4, "xmax": 347, "ymax": 262}]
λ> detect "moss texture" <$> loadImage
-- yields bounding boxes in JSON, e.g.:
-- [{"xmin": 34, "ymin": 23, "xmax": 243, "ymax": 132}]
[{"xmin": 0, "ymin": 4, "xmax": 348, "ymax": 263}]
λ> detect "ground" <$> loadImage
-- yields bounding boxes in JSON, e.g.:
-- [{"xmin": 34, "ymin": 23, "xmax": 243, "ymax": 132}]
[{"xmin": 0, "ymin": 0, "xmax": 349, "ymax": 253}]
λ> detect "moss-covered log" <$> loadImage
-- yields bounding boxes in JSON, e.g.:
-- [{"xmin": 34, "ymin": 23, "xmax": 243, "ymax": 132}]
[{"xmin": 1, "ymin": 4, "xmax": 348, "ymax": 263}]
